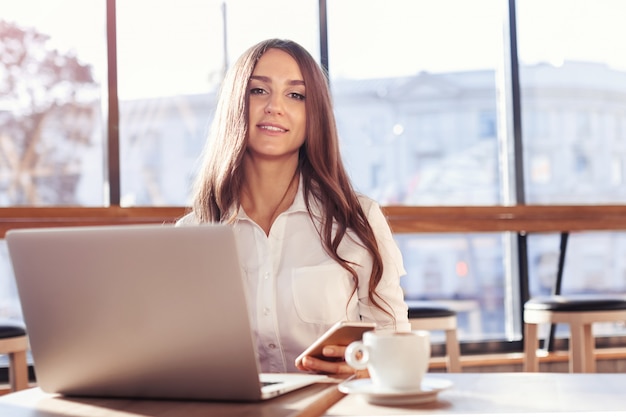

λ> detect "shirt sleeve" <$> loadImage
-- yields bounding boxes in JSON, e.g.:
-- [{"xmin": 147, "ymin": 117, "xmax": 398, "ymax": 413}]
[{"xmin": 358, "ymin": 197, "xmax": 411, "ymax": 332}]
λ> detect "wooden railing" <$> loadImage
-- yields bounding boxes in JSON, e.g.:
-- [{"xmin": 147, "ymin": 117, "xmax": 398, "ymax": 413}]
[
  {"xmin": 2, "ymin": 205, "xmax": 626, "ymax": 238},
  {"xmin": 0, "ymin": 207, "xmax": 187, "ymax": 238},
  {"xmin": 383, "ymin": 205, "xmax": 626, "ymax": 234}
]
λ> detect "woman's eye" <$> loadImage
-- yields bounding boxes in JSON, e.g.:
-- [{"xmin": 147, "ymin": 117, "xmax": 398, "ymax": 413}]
[
  {"xmin": 289, "ymin": 92, "xmax": 305, "ymax": 101},
  {"xmin": 250, "ymin": 87, "xmax": 266, "ymax": 95}
]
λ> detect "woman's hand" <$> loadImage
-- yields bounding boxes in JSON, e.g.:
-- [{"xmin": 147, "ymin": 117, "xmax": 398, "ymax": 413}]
[{"xmin": 296, "ymin": 345, "xmax": 367, "ymax": 376}]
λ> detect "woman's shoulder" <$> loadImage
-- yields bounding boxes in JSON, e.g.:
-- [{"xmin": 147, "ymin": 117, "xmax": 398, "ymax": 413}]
[
  {"xmin": 355, "ymin": 193, "xmax": 391, "ymax": 231},
  {"xmin": 175, "ymin": 211, "xmax": 199, "ymax": 226},
  {"xmin": 355, "ymin": 193, "xmax": 380, "ymax": 213}
]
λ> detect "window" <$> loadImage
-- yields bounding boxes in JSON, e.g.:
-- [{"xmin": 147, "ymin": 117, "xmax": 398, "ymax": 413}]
[
  {"xmin": 329, "ymin": 0, "xmax": 504, "ymax": 205},
  {"xmin": 328, "ymin": 0, "xmax": 513, "ymax": 342},
  {"xmin": 0, "ymin": 0, "xmax": 106, "ymax": 322},
  {"xmin": 517, "ymin": 0, "xmax": 626, "ymax": 338},
  {"xmin": 117, "ymin": 0, "xmax": 319, "ymax": 206},
  {"xmin": 0, "ymin": 0, "xmax": 106, "ymax": 206}
]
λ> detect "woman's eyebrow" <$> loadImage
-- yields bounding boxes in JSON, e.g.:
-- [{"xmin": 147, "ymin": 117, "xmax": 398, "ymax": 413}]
[{"xmin": 250, "ymin": 75, "xmax": 305, "ymax": 86}]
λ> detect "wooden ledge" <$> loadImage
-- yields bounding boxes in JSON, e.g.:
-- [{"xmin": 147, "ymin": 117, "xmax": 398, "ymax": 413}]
[
  {"xmin": 0, "ymin": 206, "xmax": 187, "ymax": 238},
  {"xmin": 2, "ymin": 205, "xmax": 626, "ymax": 238},
  {"xmin": 383, "ymin": 205, "xmax": 626, "ymax": 234}
]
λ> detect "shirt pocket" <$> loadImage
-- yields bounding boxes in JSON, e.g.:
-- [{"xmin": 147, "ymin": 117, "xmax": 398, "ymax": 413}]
[{"xmin": 292, "ymin": 264, "xmax": 355, "ymax": 325}]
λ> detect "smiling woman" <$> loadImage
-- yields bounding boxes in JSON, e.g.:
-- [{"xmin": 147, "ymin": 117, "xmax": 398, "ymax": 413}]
[{"xmin": 176, "ymin": 38, "xmax": 411, "ymax": 375}]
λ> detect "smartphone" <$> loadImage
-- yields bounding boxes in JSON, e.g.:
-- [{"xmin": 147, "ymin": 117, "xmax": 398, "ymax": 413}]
[{"xmin": 295, "ymin": 321, "xmax": 376, "ymax": 368}]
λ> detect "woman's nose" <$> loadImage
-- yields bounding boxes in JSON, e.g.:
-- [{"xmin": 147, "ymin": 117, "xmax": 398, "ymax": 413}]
[{"xmin": 265, "ymin": 94, "xmax": 284, "ymax": 114}]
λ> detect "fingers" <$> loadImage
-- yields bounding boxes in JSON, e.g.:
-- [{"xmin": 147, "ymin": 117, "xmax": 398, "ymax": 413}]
[
  {"xmin": 298, "ymin": 345, "xmax": 359, "ymax": 375},
  {"xmin": 295, "ymin": 345, "xmax": 367, "ymax": 376},
  {"xmin": 321, "ymin": 345, "xmax": 346, "ymax": 359},
  {"xmin": 300, "ymin": 355, "xmax": 355, "ymax": 375}
]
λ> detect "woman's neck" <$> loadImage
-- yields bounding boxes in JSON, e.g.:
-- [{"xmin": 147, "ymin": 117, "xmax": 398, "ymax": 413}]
[{"xmin": 240, "ymin": 158, "xmax": 300, "ymax": 235}]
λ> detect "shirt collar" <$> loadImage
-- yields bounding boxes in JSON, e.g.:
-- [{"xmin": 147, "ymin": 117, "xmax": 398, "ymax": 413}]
[{"xmin": 232, "ymin": 174, "xmax": 313, "ymax": 221}]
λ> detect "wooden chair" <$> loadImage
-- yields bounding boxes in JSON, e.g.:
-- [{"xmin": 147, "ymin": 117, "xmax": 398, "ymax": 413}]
[
  {"xmin": 523, "ymin": 232, "xmax": 626, "ymax": 373},
  {"xmin": 524, "ymin": 295, "xmax": 626, "ymax": 373},
  {"xmin": 407, "ymin": 300, "xmax": 462, "ymax": 372},
  {"xmin": 0, "ymin": 320, "xmax": 29, "ymax": 391}
]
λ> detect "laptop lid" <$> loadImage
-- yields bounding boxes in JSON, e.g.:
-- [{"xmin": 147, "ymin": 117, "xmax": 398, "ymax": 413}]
[{"xmin": 6, "ymin": 224, "xmax": 324, "ymax": 401}]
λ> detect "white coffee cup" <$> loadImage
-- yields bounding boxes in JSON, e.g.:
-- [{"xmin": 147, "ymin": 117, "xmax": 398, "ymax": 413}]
[{"xmin": 345, "ymin": 330, "xmax": 430, "ymax": 392}]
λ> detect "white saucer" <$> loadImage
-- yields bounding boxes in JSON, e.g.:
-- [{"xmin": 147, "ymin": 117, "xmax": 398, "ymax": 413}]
[{"xmin": 338, "ymin": 376, "xmax": 453, "ymax": 406}]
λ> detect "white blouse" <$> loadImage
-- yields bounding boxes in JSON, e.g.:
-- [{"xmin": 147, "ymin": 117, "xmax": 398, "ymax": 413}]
[{"xmin": 177, "ymin": 180, "xmax": 409, "ymax": 373}]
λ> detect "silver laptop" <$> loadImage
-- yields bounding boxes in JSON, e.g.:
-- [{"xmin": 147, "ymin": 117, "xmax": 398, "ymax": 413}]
[{"xmin": 6, "ymin": 224, "xmax": 325, "ymax": 401}]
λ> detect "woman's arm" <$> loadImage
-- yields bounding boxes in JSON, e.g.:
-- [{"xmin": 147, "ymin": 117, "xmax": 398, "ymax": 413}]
[{"xmin": 357, "ymin": 197, "xmax": 411, "ymax": 331}]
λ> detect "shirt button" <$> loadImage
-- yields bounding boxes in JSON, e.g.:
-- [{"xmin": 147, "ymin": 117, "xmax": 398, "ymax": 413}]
[
  {"xmin": 264, "ymin": 272, "xmax": 270, "ymax": 280},
  {"xmin": 263, "ymin": 307, "xmax": 270, "ymax": 316},
  {"xmin": 268, "ymin": 343, "xmax": 276, "ymax": 349}
]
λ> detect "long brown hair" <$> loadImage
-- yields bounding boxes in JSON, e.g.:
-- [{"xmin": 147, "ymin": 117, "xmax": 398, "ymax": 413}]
[{"xmin": 190, "ymin": 39, "xmax": 392, "ymax": 319}]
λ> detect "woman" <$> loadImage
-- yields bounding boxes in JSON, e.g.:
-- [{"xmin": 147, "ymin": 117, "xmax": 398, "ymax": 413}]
[{"xmin": 178, "ymin": 39, "xmax": 409, "ymax": 374}]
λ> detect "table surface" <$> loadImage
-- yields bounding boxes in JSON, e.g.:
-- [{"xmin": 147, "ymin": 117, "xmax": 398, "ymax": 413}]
[{"xmin": 1, "ymin": 373, "xmax": 626, "ymax": 417}]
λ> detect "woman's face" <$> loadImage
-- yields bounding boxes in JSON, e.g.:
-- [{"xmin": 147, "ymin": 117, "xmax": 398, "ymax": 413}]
[{"xmin": 247, "ymin": 48, "xmax": 306, "ymax": 162}]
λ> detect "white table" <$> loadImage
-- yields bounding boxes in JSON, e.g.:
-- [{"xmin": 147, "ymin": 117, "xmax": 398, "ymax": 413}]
[
  {"xmin": 1, "ymin": 373, "xmax": 625, "ymax": 416},
  {"xmin": 327, "ymin": 372, "xmax": 626, "ymax": 415}
]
